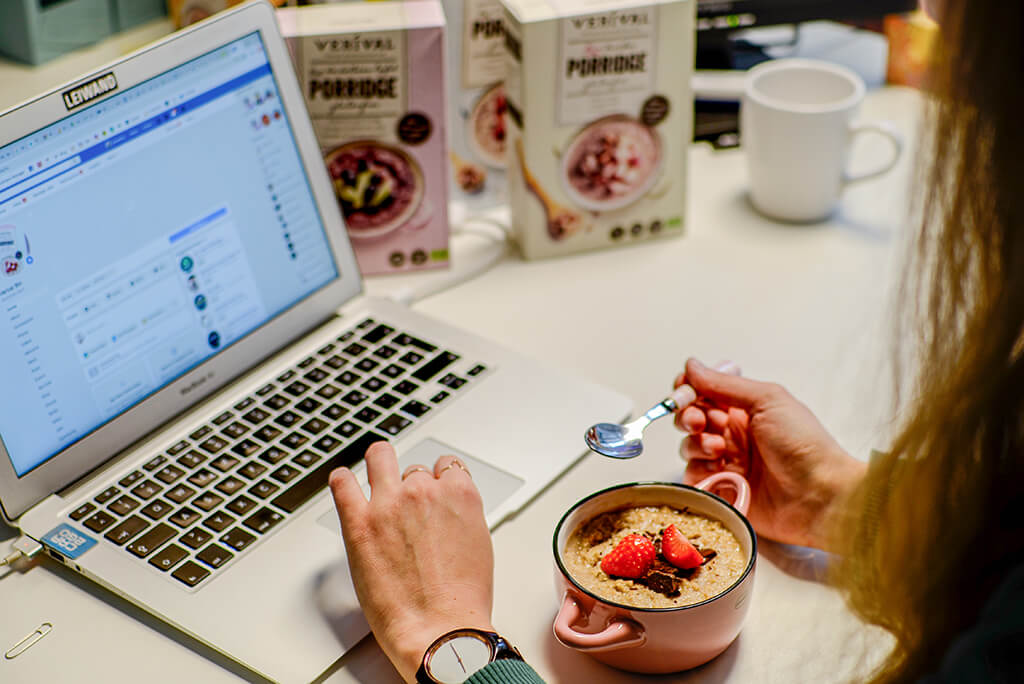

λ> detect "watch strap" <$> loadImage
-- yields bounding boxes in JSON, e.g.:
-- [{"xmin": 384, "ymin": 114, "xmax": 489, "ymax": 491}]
[{"xmin": 415, "ymin": 629, "xmax": 523, "ymax": 684}]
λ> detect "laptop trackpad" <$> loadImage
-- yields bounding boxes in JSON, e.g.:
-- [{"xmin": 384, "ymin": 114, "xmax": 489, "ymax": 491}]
[{"xmin": 316, "ymin": 438, "xmax": 524, "ymax": 534}]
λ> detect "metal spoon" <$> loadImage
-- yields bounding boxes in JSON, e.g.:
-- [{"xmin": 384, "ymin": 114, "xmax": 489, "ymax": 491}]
[{"xmin": 585, "ymin": 362, "xmax": 740, "ymax": 459}]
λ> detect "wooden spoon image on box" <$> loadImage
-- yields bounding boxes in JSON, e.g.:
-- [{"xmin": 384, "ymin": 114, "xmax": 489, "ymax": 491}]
[
  {"xmin": 514, "ymin": 138, "xmax": 587, "ymax": 240},
  {"xmin": 449, "ymin": 149, "xmax": 487, "ymax": 195}
]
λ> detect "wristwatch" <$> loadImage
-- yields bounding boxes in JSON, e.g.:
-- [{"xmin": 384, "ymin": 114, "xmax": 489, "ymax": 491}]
[{"xmin": 415, "ymin": 628, "xmax": 523, "ymax": 684}]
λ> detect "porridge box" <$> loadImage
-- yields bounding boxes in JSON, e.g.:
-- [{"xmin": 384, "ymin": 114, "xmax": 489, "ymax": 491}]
[
  {"xmin": 500, "ymin": 0, "xmax": 693, "ymax": 260},
  {"xmin": 441, "ymin": 0, "xmax": 509, "ymax": 210},
  {"xmin": 277, "ymin": 1, "xmax": 451, "ymax": 275}
]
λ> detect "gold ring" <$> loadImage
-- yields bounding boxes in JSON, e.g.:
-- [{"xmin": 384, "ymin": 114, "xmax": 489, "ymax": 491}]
[
  {"xmin": 437, "ymin": 460, "xmax": 471, "ymax": 478},
  {"xmin": 401, "ymin": 466, "xmax": 432, "ymax": 480}
]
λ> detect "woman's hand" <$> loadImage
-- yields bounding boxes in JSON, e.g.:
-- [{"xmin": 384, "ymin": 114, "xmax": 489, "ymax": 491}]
[
  {"xmin": 329, "ymin": 442, "xmax": 495, "ymax": 683},
  {"xmin": 676, "ymin": 359, "xmax": 867, "ymax": 551}
]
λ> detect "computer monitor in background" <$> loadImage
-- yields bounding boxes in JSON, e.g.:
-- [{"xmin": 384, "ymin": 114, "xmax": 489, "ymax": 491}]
[{"xmin": 693, "ymin": 0, "xmax": 919, "ymax": 144}]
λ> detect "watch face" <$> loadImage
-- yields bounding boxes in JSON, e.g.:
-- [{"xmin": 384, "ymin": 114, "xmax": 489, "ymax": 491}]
[{"xmin": 425, "ymin": 632, "xmax": 494, "ymax": 684}]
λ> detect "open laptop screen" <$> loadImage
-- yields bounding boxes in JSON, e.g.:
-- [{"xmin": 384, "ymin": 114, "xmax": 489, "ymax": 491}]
[{"xmin": 0, "ymin": 32, "xmax": 339, "ymax": 477}]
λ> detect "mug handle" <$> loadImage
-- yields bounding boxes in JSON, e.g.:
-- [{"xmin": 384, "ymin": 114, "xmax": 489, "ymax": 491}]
[
  {"xmin": 843, "ymin": 121, "xmax": 904, "ymax": 185},
  {"xmin": 694, "ymin": 471, "xmax": 751, "ymax": 516},
  {"xmin": 552, "ymin": 593, "xmax": 646, "ymax": 652}
]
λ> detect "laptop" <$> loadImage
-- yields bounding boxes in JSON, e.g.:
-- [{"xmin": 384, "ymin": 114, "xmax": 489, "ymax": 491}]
[{"xmin": 0, "ymin": 3, "xmax": 631, "ymax": 681}]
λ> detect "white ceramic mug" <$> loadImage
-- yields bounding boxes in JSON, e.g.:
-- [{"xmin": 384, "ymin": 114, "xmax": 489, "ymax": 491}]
[{"xmin": 741, "ymin": 58, "xmax": 903, "ymax": 223}]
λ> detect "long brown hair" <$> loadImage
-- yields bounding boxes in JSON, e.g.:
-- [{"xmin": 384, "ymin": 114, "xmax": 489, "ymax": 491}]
[{"xmin": 833, "ymin": 1, "xmax": 1024, "ymax": 680}]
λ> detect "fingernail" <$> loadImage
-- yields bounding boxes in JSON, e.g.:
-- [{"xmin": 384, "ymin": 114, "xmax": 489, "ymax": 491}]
[
  {"xmin": 691, "ymin": 359, "xmax": 707, "ymax": 372},
  {"xmin": 701, "ymin": 442, "xmax": 715, "ymax": 456}
]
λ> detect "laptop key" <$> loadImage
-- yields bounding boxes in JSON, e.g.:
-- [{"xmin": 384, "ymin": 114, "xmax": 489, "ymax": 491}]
[
  {"xmin": 203, "ymin": 512, "xmax": 236, "ymax": 533},
  {"xmin": 253, "ymin": 425, "xmax": 282, "ymax": 443},
  {"xmin": 199, "ymin": 436, "xmax": 229, "ymax": 454},
  {"xmin": 180, "ymin": 528, "xmax": 213, "ymax": 549},
  {"xmin": 304, "ymin": 367, "xmax": 328, "ymax": 383},
  {"xmin": 155, "ymin": 465, "xmax": 186, "ymax": 484},
  {"xmin": 177, "ymin": 450, "xmax": 206, "ymax": 469},
  {"xmin": 243, "ymin": 407, "xmax": 270, "ymax": 424},
  {"xmin": 362, "ymin": 323, "xmax": 394, "ymax": 343},
  {"xmin": 277, "ymin": 369, "xmax": 296, "ymax": 383},
  {"xmin": 226, "ymin": 495, "xmax": 258, "ymax": 516},
  {"xmin": 234, "ymin": 397, "xmax": 255, "ymax": 411},
  {"xmin": 231, "ymin": 439, "xmax": 261, "ymax": 458},
  {"xmin": 248, "ymin": 480, "xmax": 280, "ymax": 499},
  {"xmin": 84, "ymin": 511, "xmax": 116, "ymax": 532},
  {"xmin": 311, "ymin": 435, "xmax": 340, "ymax": 454},
  {"xmin": 356, "ymin": 318, "xmax": 375, "ymax": 329},
  {"xmin": 95, "ymin": 486, "xmax": 120, "ymax": 504},
  {"xmin": 393, "ymin": 333, "xmax": 436, "ymax": 352},
  {"xmin": 393, "ymin": 380, "xmax": 419, "ymax": 395},
  {"xmin": 188, "ymin": 468, "xmax": 217, "ymax": 488},
  {"xmin": 378, "ymin": 414, "xmax": 413, "ymax": 436},
  {"xmin": 316, "ymin": 384, "xmax": 341, "ymax": 400},
  {"xmin": 212, "ymin": 411, "xmax": 233, "ymax": 426},
  {"xmin": 412, "ymin": 352, "xmax": 459, "ymax": 382},
  {"xmin": 342, "ymin": 342, "xmax": 367, "ymax": 357},
  {"xmin": 131, "ymin": 480, "xmax": 162, "ymax": 500},
  {"xmin": 336, "ymin": 371, "xmax": 360, "ymax": 386},
  {"xmin": 337, "ymin": 331, "xmax": 355, "ymax": 342},
  {"xmin": 355, "ymin": 358, "xmax": 379, "ymax": 373},
  {"xmin": 70, "ymin": 502, "xmax": 96, "ymax": 521},
  {"xmin": 341, "ymin": 390, "xmax": 369, "ymax": 406},
  {"xmin": 167, "ymin": 440, "xmax": 191, "ymax": 456},
  {"xmin": 354, "ymin": 407, "xmax": 382, "ymax": 424},
  {"xmin": 295, "ymin": 397, "xmax": 322, "ymax": 414},
  {"xmin": 172, "ymin": 561, "xmax": 210, "ymax": 587},
  {"xmin": 150, "ymin": 544, "xmax": 188, "ymax": 572},
  {"xmin": 271, "ymin": 432, "xmax": 387, "ymax": 514},
  {"xmin": 298, "ymin": 356, "xmax": 316, "ymax": 369},
  {"xmin": 126, "ymin": 523, "xmax": 175, "ymax": 558},
  {"xmin": 141, "ymin": 499, "xmax": 173, "ymax": 520},
  {"xmin": 238, "ymin": 461, "xmax": 268, "ymax": 480},
  {"xmin": 401, "ymin": 401, "xmax": 431, "ymax": 418},
  {"xmin": 292, "ymin": 450, "xmax": 321, "ymax": 468},
  {"xmin": 399, "ymin": 351, "xmax": 424, "ymax": 365},
  {"xmin": 374, "ymin": 345, "xmax": 397, "ymax": 360},
  {"xmin": 333, "ymin": 421, "xmax": 360, "ymax": 439},
  {"xmin": 105, "ymin": 516, "xmax": 148, "ymax": 546},
  {"xmin": 467, "ymin": 364, "xmax": 487, "ymax": 377},
  {"xmin": 439, "ymin": 374, "xmax": 467, "ymax": 389},
  {"xmin": 374, "ymin": 393, "xmax": 399, "ymax": 409},
  {"xmin": 119, "ymin": 470, "xmax": 144, "ymax": 487},
  {"xmin": 243, "ymin": 507, "xmax": 284, "ymax": 534},
  {"xmin": 324, "ymin": 355, "xmax": 346, "ymax": 370},
  {"xmin": 271, "ymin": 465, "xmax": 300, "ymax": 483},
  {"xmin": 361, "ymin": 377, "xmax": 386, "ymax": 392},
  {"xmin": 215, "ymin": 476, "xmax": 246, "ymax": 496},
  {"xmin": 281, "ymin": 432, "xmax": 308, "ymax": 449},
  {"xmin": 189, "ymin": 425, "xmax": 213, "ymax": 441},
  {"xmin": 322, "ymin": 404, "xmax": 347, "ymax": 421},
  {"xmin": 211, "ymin": 454, "xmax": 240, "ymax": 472},
  {"xmin": 221, "ymin": 528, "xmax": 257, "ymax": 552},
  {"xmin": 275, "ymin": 410, "xmax": 301, "ymax": 428},
  {"xmin": 221, "ymin": 421, "xmax": 249, "ymax": 439},
  {"xmin": 166, "ymin": 484, "xmax": 196, "ymax": 504},
  {"xmin": 263, "ymin": 394, "xmax": 290, "ymax": 410},
  {"xmin": 193, "ymin": 492, "xmax": 224, "ymax": 512},
  {"xmin": 169, "ymin": 507, "xmax": 201, "ymax": 527},
  {"xmin": 318, "ymin": 343, "xmax": 336, "ymax": 356},
  {"xmin": 109, "ymin": 495, "xmax": 140, "ymax": 516},
  {"xmin": 301, "ymin": 417, "xmax": 329, "ymax": 435},
  {"xmin": 143, "ymin": 455, "xmax": 167, "ymax": 471},
  {"xmin": 381, "ymin": 364, "xmax": 404, "ymax": 379},
  {"xmin": 284, "ymin": 381, "xmax": 310, "ymax": 397},
  {"xmin": 256, "ymin": 383, "xmax": 276, "ymax": 396},
  {"xmin": 259, "ymin": 446, "xmax": 288, "ymax": 465},
  {"xmin": 430, "ymin": 390, "xmax": 450, "ymax": 404}
]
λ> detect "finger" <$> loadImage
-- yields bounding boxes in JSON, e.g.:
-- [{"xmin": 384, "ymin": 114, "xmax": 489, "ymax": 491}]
[
  {"xmin": 675, "ymin": 405, "xmax": 706, "ymax": 433},
  {"xmin": 329, "ymin": 466, "xmax": 368, "ymax": 531},
  {"xmin": 433, "ymin": 454, "xmax": 472, "ymax": 480},
  {"xmin": 682, "ymin": 457, "xmax": 724, "ymax": 486},
  {"xmin": 699, "ymin": 432, "xmax": 727, "ymax": 455},
  {"xmin": 706, "ymin": 408, "xmax": 730, "ymax": 432},
  {"xmin": 365, "ymin": 441, "xmax": 401, "ymax": 495},
  {"xmin": 680, "ymin": 434, "xmax": 718, "ymax": 462},
  {"xmin": 401, "ymin": 464, "xmax": 434, "ymax": 481},
  {"xmin": 685, "ymin": 358, "xmax": 773, "ymax": 412}
]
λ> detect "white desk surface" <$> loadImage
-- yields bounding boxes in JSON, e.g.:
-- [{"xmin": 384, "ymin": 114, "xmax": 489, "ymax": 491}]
[{"xmin": 1, "ymin": 19, "xmax": 917, "ymax": 684}]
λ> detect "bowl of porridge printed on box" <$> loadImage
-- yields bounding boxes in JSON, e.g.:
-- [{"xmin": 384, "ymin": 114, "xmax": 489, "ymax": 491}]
[
  {"xmin": 552, "ymin": 474, "xmax": 756, "ymax": 673},
  {"xmin": 325, "ymin": 141, "xmax": 426, "ymax": 241},
  {"xmin": 468, "ymin": 83, "xmax": 508, "ymax": 169},
  {"xmin": 560, "ymin": 115, "xmax": 663, "ymax": 212}
]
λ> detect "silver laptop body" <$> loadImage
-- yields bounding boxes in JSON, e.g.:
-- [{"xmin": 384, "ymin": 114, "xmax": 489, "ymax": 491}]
[{"xmin": 0, "ymin": 3, "xmax": 631, "ymax": 681}]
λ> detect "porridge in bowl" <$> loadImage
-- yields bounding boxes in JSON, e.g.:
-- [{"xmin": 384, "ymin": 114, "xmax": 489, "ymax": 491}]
[
  {"xmin": 325, "ymin": 143, "xmax": 423, "ymax": 237},
  {"xmin": 564, "ymin": 504, "xmax": 745, "ymax": 609}
]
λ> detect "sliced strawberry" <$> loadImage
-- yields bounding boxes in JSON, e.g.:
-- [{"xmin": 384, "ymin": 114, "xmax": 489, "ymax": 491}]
[
  {"xmin": 600, "ymin": 534, "xmax": 657, "ymax": 579},
  {"xmin": 661, "ymin": 524, "xmax": 704, "ymax": 570}
]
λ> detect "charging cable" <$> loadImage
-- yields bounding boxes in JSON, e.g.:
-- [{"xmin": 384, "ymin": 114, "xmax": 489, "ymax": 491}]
[
  {"xmin": 392, "ymin": 214, "xmax": 511, "ymax": 307},
  {"xmin": 1, "ymin": 536, "xmax": 43, "ymax": 570}
]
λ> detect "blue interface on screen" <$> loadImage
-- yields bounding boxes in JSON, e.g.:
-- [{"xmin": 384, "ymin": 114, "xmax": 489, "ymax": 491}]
[{"xmin": 0, "ymin": 33, "xmax": 339, "ymax": 476}]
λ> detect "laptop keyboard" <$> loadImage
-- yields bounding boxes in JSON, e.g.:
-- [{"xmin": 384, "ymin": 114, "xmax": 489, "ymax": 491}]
[{"xmin": 65, "ymin": 317, "xmax": 489, "ymax": 589}]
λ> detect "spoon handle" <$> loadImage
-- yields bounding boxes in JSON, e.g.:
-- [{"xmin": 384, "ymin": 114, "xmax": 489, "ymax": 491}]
[{"xmin": 666, "ymin": 361, "xmax": 741, "ymax": 410}]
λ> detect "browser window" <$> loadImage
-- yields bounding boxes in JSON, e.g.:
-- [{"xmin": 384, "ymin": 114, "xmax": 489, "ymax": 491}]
[{"xmin": 0, "ymin": 32, "xmax": 339, "ymax": 477}]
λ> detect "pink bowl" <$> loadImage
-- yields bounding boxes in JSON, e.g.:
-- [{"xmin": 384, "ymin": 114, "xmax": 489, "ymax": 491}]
[{"xmin": 552, "ymin": 474, "xmax": 756, "ymax": 673}]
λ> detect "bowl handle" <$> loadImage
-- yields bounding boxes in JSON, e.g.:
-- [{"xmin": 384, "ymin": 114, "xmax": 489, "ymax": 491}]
[
  {"xmin": 552, "ymin": 593, "xmax": 646, "ymax": 652},
  {"xmin": 694, "ymin": 471, "xmax": 751, "ymax": 516}
]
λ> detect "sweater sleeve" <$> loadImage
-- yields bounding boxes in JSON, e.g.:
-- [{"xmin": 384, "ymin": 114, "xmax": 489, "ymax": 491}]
[{"xmin": 464, "ymin": 659, "xmax": 547, "ymax": 684}]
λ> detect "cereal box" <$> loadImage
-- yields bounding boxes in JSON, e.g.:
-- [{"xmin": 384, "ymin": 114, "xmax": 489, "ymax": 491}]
[
  {"xmin": 501, "ymin": 0, "xmax": 693, "ymax": 259},
  {"xmin": 277, "ymin": 1, "xmax": 451, "ymax": 274}
]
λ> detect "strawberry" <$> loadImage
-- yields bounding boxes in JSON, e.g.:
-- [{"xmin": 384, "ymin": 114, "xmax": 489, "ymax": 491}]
[
  {"xmin": 600, "ymin": 534, "xmax": 657, "ymax": 579},
  {"xmin": 661, "ymin": 524, "xmax": 704, "ymax": 570}
]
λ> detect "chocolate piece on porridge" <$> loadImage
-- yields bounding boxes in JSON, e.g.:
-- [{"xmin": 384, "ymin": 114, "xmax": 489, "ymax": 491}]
[{"xmin": 640, "ymin": 570, "xmax": 681, "ymax": 597}]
